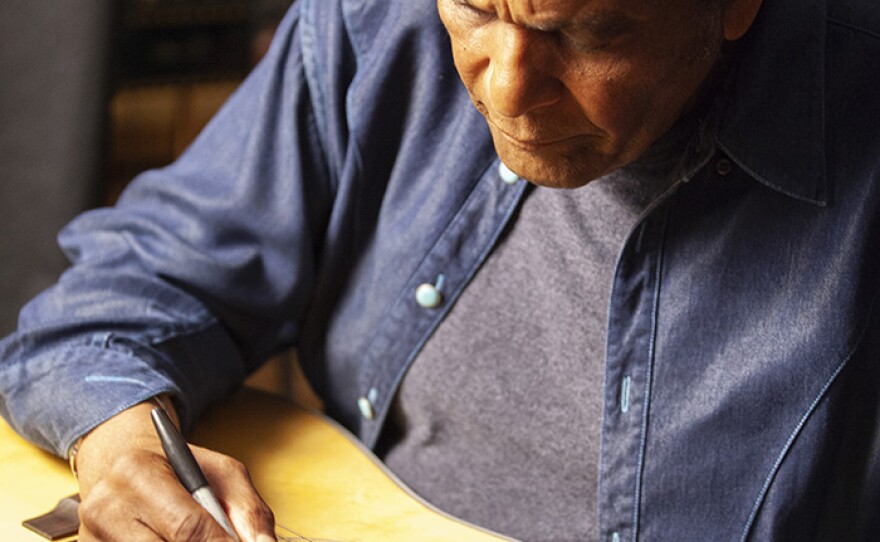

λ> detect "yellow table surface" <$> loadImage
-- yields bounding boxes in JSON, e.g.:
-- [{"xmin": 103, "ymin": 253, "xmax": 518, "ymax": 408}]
[{"xmin": 1, "ymin": 388, "xmax": 516, "ymax": 541}]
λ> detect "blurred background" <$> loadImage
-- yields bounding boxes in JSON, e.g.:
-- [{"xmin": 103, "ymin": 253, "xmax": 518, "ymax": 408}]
[{"xmin": 0, "ymin": 0, "xmax": 308, "ymax": 398}]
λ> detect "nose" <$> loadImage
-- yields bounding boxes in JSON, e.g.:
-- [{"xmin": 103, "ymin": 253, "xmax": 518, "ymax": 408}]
[{"xmin": 486, "ymin": 24, "xmax": 563, "ymax": 118}]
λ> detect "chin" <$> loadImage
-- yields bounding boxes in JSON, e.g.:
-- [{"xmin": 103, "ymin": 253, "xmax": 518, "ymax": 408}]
[{"xmin": 495, "ymin": 142, "xmax": 619, "ymax": 189}]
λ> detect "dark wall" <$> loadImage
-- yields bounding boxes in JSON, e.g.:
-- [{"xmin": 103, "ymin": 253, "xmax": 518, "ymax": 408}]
[{"xmin": 0, "ymin": 2, "xmax": 111, "ymax": 335}]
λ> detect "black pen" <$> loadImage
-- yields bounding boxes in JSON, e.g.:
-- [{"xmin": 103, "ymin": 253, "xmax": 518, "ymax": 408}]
[{"xmin": 151, "ymin": 407, "xmax": 241, "ymax": 542}]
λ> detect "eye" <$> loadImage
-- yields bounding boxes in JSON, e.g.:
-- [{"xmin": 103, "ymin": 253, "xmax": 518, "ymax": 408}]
[
  {"xmin": 449, "ymin": 0, "xmax": 495, "ymax": 23},
  {"xmin": 558, "ymin": 24, "xmax": 629, "ymax": 53},
  {"xmin": 554, "ymin": 13, "xmax": 633, "ymax": 53},
  {"xmin": 559, "ymin": 31, "xmax": 611, "ymax": 53}
]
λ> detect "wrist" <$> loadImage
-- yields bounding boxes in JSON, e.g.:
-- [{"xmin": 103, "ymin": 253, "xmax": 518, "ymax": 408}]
[{"xmin": 68, "ymin": 394, "xmax": 178, "ymax": 480}]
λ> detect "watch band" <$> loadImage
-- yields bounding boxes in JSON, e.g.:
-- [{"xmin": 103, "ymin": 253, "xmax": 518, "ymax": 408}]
[{"xmin": 67, "ymin": 438, "xmax": 83, "ymax": 481}]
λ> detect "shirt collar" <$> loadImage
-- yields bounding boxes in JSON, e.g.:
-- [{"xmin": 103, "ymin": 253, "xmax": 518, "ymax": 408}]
[{"xmin": 715, "ymin": 0, "xmax": 828, "ymax": 206}]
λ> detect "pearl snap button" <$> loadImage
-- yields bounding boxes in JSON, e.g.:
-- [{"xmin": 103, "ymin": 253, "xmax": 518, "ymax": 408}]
[
  {"xmin": 357, "ymin": 396, "xmax": 375, "ymax": 420},
  {"xmin": 498, "ymin": 162, "xmax": 520, "ymax": 184},
  {"xmin": 415, "ymin": 283, "xmax": 443, "ymax": 308},
  {"xmin": 416, "ymin": 283, "xmax": 443, "ymax": 309}
]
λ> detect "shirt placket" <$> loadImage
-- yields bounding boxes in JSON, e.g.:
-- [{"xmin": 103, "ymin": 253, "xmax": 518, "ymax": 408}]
[
  {"xmin": 599, "ymin": 205, "xmax": 671, "ymax": 542},
  {"xmin": 354, "ymin": 160, "xmax": 528, "ymax": 448}
]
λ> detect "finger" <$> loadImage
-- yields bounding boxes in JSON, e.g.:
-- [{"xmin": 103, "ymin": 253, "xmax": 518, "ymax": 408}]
[
  {"xmin": 194, "ymin": 446, "xmax": 276, "ymax": 542},
  {"xmin": 132, "ymin": 451, "xmax": 239, "ymax": 541}
]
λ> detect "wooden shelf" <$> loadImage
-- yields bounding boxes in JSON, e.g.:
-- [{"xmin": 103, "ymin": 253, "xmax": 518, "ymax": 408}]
[{"xmin": 104, "ymin": 1, "xmax": 292, "ymax": 203}]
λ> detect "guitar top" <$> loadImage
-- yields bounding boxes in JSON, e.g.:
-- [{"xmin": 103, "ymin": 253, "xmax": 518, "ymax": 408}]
[{"xmin": 1, "ymin": 388, "xmax": 518, "ymax": 541}]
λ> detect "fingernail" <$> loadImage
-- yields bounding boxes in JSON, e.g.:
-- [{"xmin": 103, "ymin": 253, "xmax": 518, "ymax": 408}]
[{"xmin": 256, "ymin": 534, "xmax": 277, "ymax": 542}]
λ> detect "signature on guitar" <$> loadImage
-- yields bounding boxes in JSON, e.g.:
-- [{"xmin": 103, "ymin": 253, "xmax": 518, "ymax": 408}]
[{"xmin": 277, "ymin": 523, "xmax": 352, "ymax": 542}]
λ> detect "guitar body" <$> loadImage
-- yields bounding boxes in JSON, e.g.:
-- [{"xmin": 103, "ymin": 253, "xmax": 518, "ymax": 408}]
[{"xmin": 0, "ymin": 388, "xmax": 516, "ymax": 541}]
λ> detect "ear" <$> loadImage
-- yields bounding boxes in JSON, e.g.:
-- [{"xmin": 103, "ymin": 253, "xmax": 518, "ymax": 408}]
[{"xmin": 722, "ymin": 0, "xmax": 764, "ymax": 41}]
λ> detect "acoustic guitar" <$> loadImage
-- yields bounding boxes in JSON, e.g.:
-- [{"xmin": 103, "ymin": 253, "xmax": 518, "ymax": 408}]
[{"xmin": 0, "ymin": 388, "xmax": 517, "ymax": 541}]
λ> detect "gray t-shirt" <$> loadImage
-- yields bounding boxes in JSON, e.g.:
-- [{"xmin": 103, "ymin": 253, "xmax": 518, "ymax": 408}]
[{"xmin": 380, "ymin": 121, "xmax": 698, "ymax": 541}]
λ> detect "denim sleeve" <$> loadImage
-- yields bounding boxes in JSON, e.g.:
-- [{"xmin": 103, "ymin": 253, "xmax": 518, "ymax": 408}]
[{"xmin": 0, "ymin": 1, "xmax": 338, "ymax": 457}]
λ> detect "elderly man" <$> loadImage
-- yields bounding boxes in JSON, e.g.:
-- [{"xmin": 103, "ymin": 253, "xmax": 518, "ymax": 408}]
[{"xmin": 3, "ymin": 0, "xmax": 879, "ymax": 540}]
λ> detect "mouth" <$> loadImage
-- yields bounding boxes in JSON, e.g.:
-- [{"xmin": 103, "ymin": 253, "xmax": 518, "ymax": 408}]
[{"xmin": 488, "ymin": 120, "xmax": 582, "ymax": 151}]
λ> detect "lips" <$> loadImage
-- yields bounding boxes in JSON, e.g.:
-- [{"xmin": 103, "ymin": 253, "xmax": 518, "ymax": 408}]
[
  {"xmin": 498, "ymin": 129, "xmax": 571, "ymax": 147},
  {"xmin": 487, "ymin": 118, "xmax": 584, "ymax": 149}
]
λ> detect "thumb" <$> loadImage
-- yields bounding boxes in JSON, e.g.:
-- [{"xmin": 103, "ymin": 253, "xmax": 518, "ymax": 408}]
[{"xmin": 192, "ymin": 445, "xmax": 277, "ymax": 542}]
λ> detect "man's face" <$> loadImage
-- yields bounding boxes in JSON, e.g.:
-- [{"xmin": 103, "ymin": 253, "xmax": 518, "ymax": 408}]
[{"xmin": 438, "ymin": 0, "xmax": 727, "ymax": 188}]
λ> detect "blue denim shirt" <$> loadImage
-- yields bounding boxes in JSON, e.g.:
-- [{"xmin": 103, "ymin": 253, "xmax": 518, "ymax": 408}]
[{"xmin": 2, "ymin": 0, "xmax": 880, "ymax": 540}]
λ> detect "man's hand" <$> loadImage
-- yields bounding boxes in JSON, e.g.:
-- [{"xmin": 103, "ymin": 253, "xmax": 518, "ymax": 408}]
[{"xmin": 74, "ymin": 400, "xmax": 276, "ymax": 542}]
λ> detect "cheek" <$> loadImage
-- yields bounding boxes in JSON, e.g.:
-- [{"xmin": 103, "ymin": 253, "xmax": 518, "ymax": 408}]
[
  {"xmin": 447, "ymin": 32, "xmax": 490, "ymax": 104},
  {"xmin": 565, "ymin": 59, "xmax": 652, "ymax": 138},
  {"xmin": 437, "ymin": 4, "xmax": 485, "ymax": 96},
  {"xmin": 450, "ymin": 43, "xmax": 479, "ymax": 89}
]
